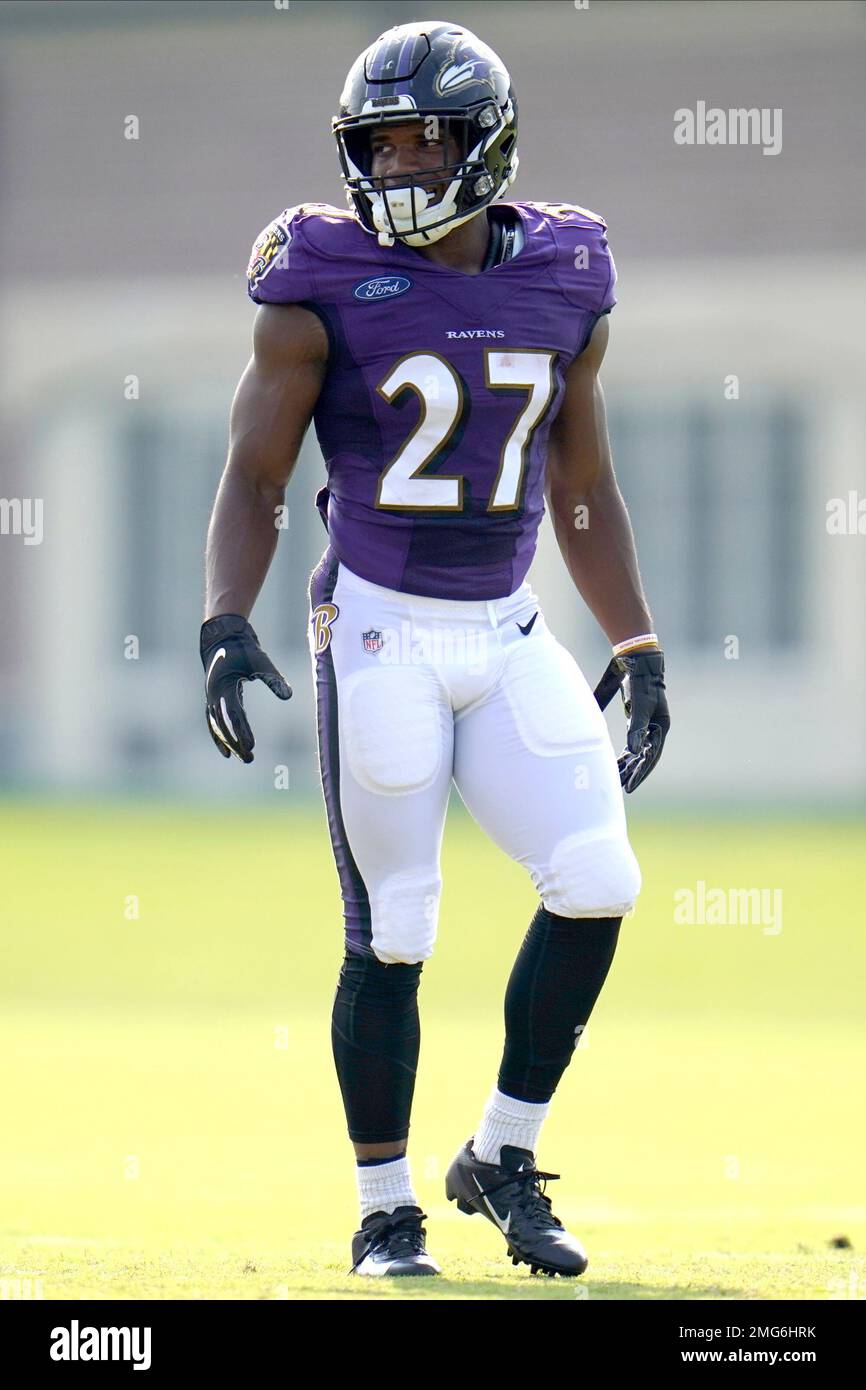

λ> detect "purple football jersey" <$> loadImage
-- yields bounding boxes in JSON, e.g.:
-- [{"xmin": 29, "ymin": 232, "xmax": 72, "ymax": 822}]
[{"xmin": 246, "ymin": 200, "xmax": 616, "ymax": 599}]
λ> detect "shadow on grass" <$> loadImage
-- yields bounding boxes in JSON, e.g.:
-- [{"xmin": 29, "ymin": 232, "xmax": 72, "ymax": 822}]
[{"xmin": 286, "ymin": 1274, "xmax": 756, "ymax": 1301}]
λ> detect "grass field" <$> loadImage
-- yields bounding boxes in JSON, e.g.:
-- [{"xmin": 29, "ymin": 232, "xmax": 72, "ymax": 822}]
[{"xmin": 1, "ymin": 800, "xmax": 863, "ymax": 1300}]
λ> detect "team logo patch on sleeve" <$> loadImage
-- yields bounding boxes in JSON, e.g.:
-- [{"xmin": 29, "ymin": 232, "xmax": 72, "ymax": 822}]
[
  {"xmin": 535, "ymin": 200, "xmax": 606, "ymax": 226},
  {"xmin": 247, "ymin": 220, "xmax": 291, "ymax": 287}
]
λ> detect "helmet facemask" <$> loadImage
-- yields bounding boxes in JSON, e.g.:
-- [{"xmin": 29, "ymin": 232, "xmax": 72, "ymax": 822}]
[{"xmin": 334, "ymin": 103, "xmax": 518, "ymax": 248}]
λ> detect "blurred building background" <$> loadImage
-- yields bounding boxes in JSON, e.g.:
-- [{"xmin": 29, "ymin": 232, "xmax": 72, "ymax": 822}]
[{"xmin": 1, "ymin": 0, "xmax": 864, "ymax": 803}]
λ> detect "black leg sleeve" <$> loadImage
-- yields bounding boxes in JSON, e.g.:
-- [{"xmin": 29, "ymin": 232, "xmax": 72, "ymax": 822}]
[
  {"xmin": 331, "ymin": 951, "xmax": 423, "ymax": 1144},
  {"xmin": 498, "ymin": 904, "xmax": 622, "ymax": 1103}
]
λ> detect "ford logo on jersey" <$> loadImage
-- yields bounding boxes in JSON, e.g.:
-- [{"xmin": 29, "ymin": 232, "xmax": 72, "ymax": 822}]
[{"xmin": 353, "ymin": 275, "xmax": 413, "ymax": 301}]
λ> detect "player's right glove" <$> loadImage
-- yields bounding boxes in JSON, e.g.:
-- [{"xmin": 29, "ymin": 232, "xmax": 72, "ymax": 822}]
[
  {"xmin": 593, "ymin": 648, "xmax": 670, "ymax": 793},
  {"xmin": 200, "ymin": 613, "xmax": 292, "ymax": 764}
]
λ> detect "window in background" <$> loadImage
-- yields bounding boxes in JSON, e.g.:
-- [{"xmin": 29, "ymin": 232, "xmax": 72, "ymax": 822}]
[
  {"xmin": 119, "ymin": 394, "xmax": 324, "ymax": 656},
  {"xmin": 607, "ymin": 393, "xmax": 806, "ymax": 651}
]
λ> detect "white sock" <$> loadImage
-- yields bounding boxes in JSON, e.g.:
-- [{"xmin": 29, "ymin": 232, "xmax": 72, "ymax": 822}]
[
  {"xmin": 356, "ymin": 1155, "xmax": 418, "ymax": 1222},
  {"xmin": 472, "ymin": 1086, "xmax": 551, "ymax": 1165}
]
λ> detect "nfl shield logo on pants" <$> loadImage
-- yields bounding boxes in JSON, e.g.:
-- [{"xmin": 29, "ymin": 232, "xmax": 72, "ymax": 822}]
[{"xmin": 362, "ymin": 628, "xmax": 384, "ymax": 653}]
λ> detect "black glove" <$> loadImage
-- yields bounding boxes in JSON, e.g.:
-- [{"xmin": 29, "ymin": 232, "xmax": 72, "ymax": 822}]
[
  {"xmin": 593, "ymin": 648, "xmax": 670, "ymax": 793},
  {"xmin": 200, "ymin": 614, "xmax": 292, "ymax": 764}
]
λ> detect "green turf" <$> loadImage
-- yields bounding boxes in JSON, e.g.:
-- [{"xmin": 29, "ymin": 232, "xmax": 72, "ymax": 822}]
[{"xmin": 1, "ymin": 801, "xmax": 863, "ymax": 1299}]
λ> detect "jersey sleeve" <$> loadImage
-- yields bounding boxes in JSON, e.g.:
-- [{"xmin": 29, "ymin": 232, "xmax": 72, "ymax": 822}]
[
  {"xmin": 543, "ymin": 201, "xmax": 617, "ymax": 317},
  {"xmin": 246, "ymin": 205, "xmax": 317, "ymax": 306},
  {"xmin": 598, "ymin": 232, "xmax": 617, "ymax": 315}
]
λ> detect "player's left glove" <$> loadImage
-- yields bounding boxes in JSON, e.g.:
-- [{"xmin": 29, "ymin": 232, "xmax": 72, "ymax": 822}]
[
  {"xmin": 200, "ymin": 613, "xmax": 292, "ymax": 764},
  {"xmin": 593, "ymin": 648, "xmax": 670, "ymax": 793}
]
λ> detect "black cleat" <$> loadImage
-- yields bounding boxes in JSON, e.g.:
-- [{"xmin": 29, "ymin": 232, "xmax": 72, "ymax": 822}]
[
  {"xmin": 445, "ymin": 1138, "xmax": 588, "ymax": 1277},
  {"xmin": 348, "ymin": 1204, "xmax": 441, "ymax": 1277}
]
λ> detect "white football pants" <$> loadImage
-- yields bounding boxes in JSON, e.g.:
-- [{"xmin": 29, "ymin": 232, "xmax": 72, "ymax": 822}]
[{"xmin": 308, "ymin": 546, "xmax": 640, "ymax": 965}]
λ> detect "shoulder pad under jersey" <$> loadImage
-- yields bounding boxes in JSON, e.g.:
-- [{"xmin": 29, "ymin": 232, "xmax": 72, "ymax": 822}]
[
  {"xmin": 534, "ymin": 200, "xmax": 617, "ymax": 316},
  {"xmin": 246, "ymin": 202, "xmax": 355, "ymax": 305}
]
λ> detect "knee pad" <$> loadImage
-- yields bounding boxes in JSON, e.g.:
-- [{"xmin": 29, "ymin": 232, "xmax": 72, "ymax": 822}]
[
  {"xmin": 342, "ymin": 668, "xmax": 444, "ymax": 795},
  {"xmin": 542, "ymin": 829, "xmax": 641, "ymax": 917},
  {"xmin": 371, "ymin": 867, "xmax": 441, "ymax": 964}
]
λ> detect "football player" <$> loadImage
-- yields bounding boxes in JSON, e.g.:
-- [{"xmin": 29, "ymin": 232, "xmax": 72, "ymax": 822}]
[{"xmin": 202, "ymin": 19, "xmax": 669, "ymax": 1278}]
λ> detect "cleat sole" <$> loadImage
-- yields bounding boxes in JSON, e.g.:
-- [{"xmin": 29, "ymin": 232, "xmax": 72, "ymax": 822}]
[{"xmin": 507, "ymin": 1246, "xmax": 586, "ymax": 1278}]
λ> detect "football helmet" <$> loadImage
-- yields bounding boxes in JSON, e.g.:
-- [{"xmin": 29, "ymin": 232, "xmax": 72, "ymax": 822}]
[{"xmin": 332, "ymin": 20, "xmax": 519, "ymax": 248}]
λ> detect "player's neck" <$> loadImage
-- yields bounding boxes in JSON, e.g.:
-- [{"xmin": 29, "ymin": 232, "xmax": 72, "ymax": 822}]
[{"xmin": 412, "ymin": 209, "xmax": 493, "ymax": 276}]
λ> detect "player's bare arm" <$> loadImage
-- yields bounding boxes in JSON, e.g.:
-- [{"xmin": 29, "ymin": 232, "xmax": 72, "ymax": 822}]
[
  {"xmin": 204, "ymin": 303, "xmax": 328, "ymax": 619},
  {"xmin": 545, "ymin": 315, "xmax": 670, "ymax": 791},
  {"xmin": 200, "ymin": 303, "xmax": 328, "ymax": 762},
  {"xmin": 545, "ymin": 315, "xmax": 651, "ymax": 646}
]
